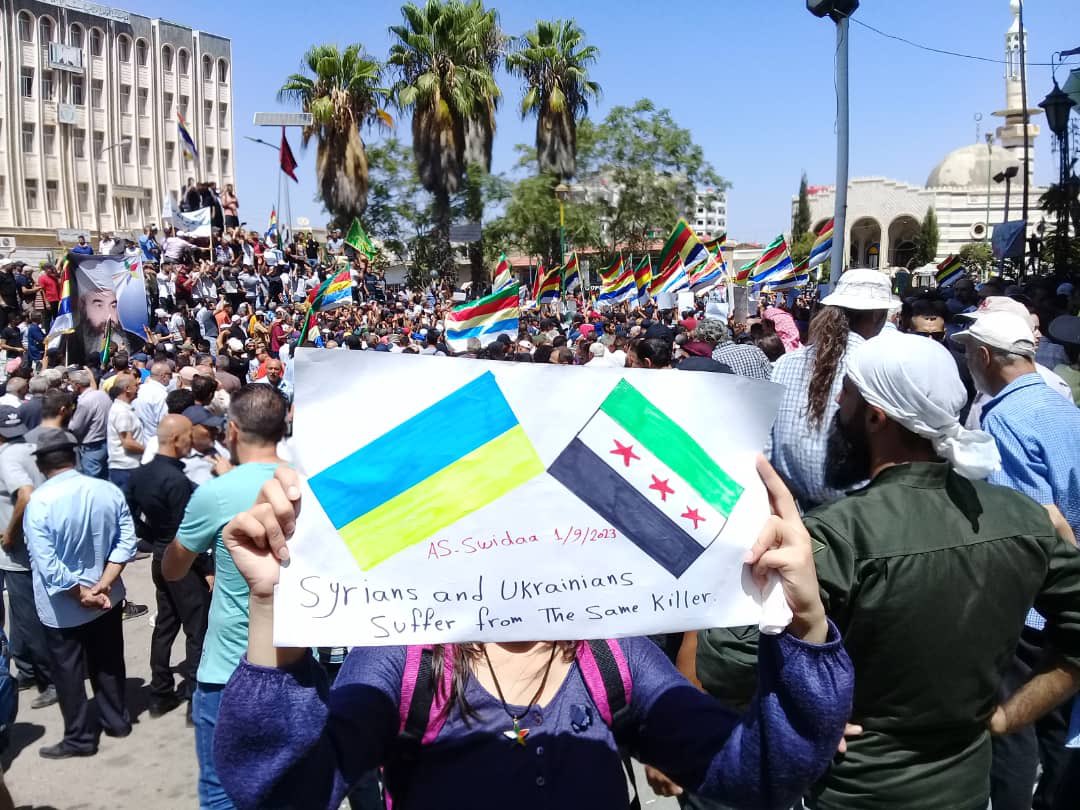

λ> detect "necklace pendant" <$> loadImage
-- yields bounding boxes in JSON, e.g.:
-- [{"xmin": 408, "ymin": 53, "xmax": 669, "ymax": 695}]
[{"xmin": 503, "ymin": 717, "xmax": 529, "ymax": 746}]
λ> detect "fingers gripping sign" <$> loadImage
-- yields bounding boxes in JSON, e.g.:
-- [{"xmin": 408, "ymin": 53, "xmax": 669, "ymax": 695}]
[{"xmin": 745, "ymin": 455, "xmax": 828, "ymax": 644}]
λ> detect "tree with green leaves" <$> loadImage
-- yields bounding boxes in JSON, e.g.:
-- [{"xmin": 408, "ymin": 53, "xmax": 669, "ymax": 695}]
[
  {"xmin": 959, "ymin": 241, "xmax": 994, "ymax": 278},
  {"xmin": 506, "ymin": 19, "xmax": 601, "ymax": 182},
  {"xmin": 388, "ymin": 0, "xmax": 503, "ymax": 281},
  {"xmin": 278, "ymin": 44, "xmax": 392, "ymax": 221},
  {"xmin": 914, "ymin": 207, "xmax": 940, "ymax": 266},
  {"xmin": 792, "ymin": 173, "xmax": 811, "ymax": 242}
]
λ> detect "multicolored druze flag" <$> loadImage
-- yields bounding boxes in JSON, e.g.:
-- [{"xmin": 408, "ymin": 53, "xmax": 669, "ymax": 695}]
[
  {"xmin": 703, "ymin": 233, "xmax": 727, "ymax": 252},
  {"xmin": 493, "ymin": 252, "xmax": 513, "ymax": 291},
  {"xmin": 598, "ymin": 256, "xmax": 636, "ymax": 305},
  {"xmin": 651, "ymin": 219, "xmax": 703, "ymax": 295},
  {"xmin": 751, "ymin": 235, "xmax": 793, "ymax": 285},
  {"xmin": 562, "ymin": 252, "xmax": 581, "ymax": 293},
  {"xmin": 265, "ymin": 208, "xmax": 278, "ymax": 245},
  {"xmin": 44, "ymin": 258, "xmax": 75, "ymax": 348},
  {"xmin": 309, "ymin": 370, "xmax": 545, "ymax": 570},
  {"xmin": 298, "ymin": 269, "xmax": 355, "ymax": 345},
  {"xmin": 765, "ymin": 257, "xmax": 809, "ymax": 291},
  {"xmin": 177, "ymin": 113, "xmax": 198, "ymax": 160},
  {"xmin": 445, "ymin": 282, "xmax": 521, "ymax": 353},
  {"xmin": 548, "ymin": 379, "xmax": 744, "ymax": 578},
  {"xmin": 634, "ymin": 255, "xmax": 653, "ymax": 302},
  {"xmin": 689, "ymin": 244, "xmax": 726, "ymax": 294},
  {"xmin": 936, "ymin": 254, "xmax": 964, "ymax": 287},
  {"xmin": 733, "ymin": 260, "xmax": 755, "ymax": 285},
  {"xmin": 535, "ymin": 265, "xmax": 561, "ymax": 304},
  {"xmin": 345, "ymin": 218, "xmax": 378, "ymax": 261},
  {"xmin": 808, "ymin": 219, "xmax": 834, "ymax": 269}
]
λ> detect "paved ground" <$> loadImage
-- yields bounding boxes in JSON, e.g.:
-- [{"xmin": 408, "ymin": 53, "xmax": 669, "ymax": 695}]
[{"xmin": 3, "ymin": 557, "xmax": 678, "ymax": 809}]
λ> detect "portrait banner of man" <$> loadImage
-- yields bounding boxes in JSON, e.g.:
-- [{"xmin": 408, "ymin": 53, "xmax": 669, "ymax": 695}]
[{"xmin": 71, "ymin": 253, "xmax": 149, "ymax": 362}]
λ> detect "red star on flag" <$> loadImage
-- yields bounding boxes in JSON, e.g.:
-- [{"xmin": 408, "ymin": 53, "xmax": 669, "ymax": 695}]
[
  {"xmin": 610, "ymin": 439, "xmax": 640, "ymax": 468},
  {"xmin": 681, "ymin": 507, "xmax": 705, "ymax": 530},
  {"xmin": 649, "ymin": 475, "xmax": 675, "ymax": 502}
]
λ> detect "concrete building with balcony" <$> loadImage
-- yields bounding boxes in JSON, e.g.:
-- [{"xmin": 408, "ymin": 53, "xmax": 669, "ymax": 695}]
[{"xmin": 0, "ymin": 0, "xmax": 234, "ymax": 258}]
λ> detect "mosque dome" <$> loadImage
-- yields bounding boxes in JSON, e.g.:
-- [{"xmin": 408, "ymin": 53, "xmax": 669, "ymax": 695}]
[{"xmin": 926, "ymin": 143, "xmax": 1021, "ymax": 189}]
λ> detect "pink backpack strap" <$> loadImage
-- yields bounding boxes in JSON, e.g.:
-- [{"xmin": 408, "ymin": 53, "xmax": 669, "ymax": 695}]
[
  {"xmin": 576, "ymin": 639, "xmax": 633, "ymax": 728},
  {"xmin": 398, "ymin": 644, "xmax": 455, "ymax": 744}
]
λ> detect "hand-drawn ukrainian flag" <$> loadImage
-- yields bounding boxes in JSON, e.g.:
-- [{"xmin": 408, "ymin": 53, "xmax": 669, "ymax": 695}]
[
  {"xmin": 548, "ymin": 379, "xmax": 744, "ymax": 578},
  {"xmin": 309, "ymin": 372, "xmax": 544, "ymax": 569}
]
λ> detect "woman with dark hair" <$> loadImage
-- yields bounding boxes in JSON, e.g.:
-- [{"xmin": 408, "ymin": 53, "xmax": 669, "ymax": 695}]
[{"xmin": 767, "ymin": 270, "xmax": 897, "ymax": 509}]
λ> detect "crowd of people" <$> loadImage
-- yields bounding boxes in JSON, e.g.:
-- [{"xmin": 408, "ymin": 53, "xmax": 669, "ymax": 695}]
[{"xmin": 0, "ymin": 221, "xmax": 1078, "ymax": 810}]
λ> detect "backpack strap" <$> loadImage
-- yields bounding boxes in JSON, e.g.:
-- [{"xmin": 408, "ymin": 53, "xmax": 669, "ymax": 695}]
[
  {"xmin": 577, "ymin": 639, "xmax": 633, "ymax": 729},
  {"xmin": 398, "ymin": 644, "xmax": 454, "ymax": 746}
]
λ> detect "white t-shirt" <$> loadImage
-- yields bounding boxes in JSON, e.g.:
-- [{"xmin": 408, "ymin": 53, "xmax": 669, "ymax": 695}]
[
  {"xmin": 0, "ymin": 441, "xmax": 43, "ymax": 571},
  {"xmin": 107, "ymin": 400, "xmax": 144, "ymax": 470}
]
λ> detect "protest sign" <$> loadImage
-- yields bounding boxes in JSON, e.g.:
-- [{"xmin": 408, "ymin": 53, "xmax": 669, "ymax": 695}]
[{"xmin": 275, "ymin": 351, "xmax": 783, "ymax": 646}]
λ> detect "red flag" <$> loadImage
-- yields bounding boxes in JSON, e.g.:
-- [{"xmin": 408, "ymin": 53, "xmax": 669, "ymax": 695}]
[{"xmin": 280, "ymin": 127, "xmax": 298, "ymax": 182}]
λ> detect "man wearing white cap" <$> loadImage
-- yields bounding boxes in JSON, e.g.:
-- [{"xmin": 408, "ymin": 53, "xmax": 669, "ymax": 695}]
[
  {"xmin": 807, "ymin": 330, "xmax": 1080, "ymax": 809},
  {"xmin": 953, "ymin": 310, "xmax": 1080, "ymax": 810},
  {"xmin": 768, "ymin": 269, "xmax": 899, "ymax": 509}
]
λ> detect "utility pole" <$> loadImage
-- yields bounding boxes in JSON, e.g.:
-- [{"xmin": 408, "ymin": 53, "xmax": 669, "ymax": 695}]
[{"xmin": 808, "ymin": 0, "xmax": 859, "ymax": 291}]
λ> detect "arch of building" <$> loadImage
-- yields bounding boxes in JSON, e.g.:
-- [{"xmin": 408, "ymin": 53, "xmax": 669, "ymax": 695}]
[
  {"xmin": 887, "ymin": 214, "xmax": 921, "ymax": 269},
  {"xmin": 849, "ymin": 217, "xmax": 883, "ymax": 269}
]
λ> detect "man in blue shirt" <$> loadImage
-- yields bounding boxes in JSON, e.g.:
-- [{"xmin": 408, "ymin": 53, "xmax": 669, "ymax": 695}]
[
  {"xmin": 23, "ymin": 429, "xmax": 138, "ymax": 759},
  {"xmin": 956, "ymin": 310, "xmax": 1080, "ymax": 810},
  {"xmin": 70, "ymin": 235, "xmax": 93, "ymax": 256},
  {"xmin": 26, "ymin": 312, "xmax": 45, "ymax": 370},
  {"xmin": 162, "ymin": 384, "xmax": 286, "ymax": 808},
  {"xmin": 138, "ymin": 225, "xmax": 160, "ymax": 263}
]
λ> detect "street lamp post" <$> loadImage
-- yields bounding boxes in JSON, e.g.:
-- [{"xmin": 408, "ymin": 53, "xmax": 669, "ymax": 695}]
[
  {"xmin": 984, "ymin": 133, "xmax": 994, "ymax": 245},
  {"xmin": 94, "ymin": 137, "xmax": 132, "ymax": 240},
  {"xmin": 994, "ymin": 165, "xmax": 1020, "ymax": 276},
  {"xmin": 1039, "ymin": 79, "xmax": 1077, "ymax": 275},
  {"xmin": 807, "ymin": 0, "xmax": 859, "ymax": 290},
  {"xmin": 554, "ymin": 182, "xmax": 571, "ymax": 266}
]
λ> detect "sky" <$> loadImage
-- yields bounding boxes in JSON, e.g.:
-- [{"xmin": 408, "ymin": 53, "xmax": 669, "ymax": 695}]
[{"xmin": 122, "ymin": 0, "xmax": 1080, "ymax": 244}]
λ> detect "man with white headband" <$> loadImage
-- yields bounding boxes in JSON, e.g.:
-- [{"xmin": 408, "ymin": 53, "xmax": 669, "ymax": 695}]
[{"xmin": 799, "ymin": 329, "xmax": 1080, "ymax": 809}]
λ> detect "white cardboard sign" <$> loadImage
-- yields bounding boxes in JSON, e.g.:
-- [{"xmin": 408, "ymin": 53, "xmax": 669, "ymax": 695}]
[{"xmin": 275, "ymin": 351, "xmax": 783, "ymax": 646}]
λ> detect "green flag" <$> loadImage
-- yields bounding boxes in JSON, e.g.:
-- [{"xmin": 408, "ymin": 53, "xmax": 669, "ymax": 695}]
[
  {"xmin": 345, "ymin": 218, "xmax": 377, "ymax": 261},
  {"xmin": 100, "ymin": 319, "xmax": 113, "ymax": 366}
]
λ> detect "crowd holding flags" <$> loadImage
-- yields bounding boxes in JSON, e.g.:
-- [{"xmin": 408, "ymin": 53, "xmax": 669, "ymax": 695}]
[
  {"xmin": 446, "ymin": 282, "xmax": 521, "ymax": 352},
  {"xmin": 936, "ymin": 254, "xmax": 965, "ymax": 287},
  {"xmin": 808, "ymin": 219, "xmax": 834, "ymax": 269}
]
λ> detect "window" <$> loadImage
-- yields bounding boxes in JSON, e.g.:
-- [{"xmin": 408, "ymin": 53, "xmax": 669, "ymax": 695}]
[
  {"xmin": 21, "ymin": 124, "xmax": 34, "ymax": 153},
  {"xmin": 221, "ymin": 148, "xmax": 230, "ymax": 173},
  {"xmin": 161, "ymin": 45, "xmax": 173, "ymax": 71},
  {"xmin": 70, "ymin": 75, "xmax": 84, "ymax": 105},
  {"xmin": 205, "ymin": 147, "xmax": 215, "ymax": 173},
  {"xmin": 90, "ymin": 28, "xmax": 103, "ymax": 57},
  {"xmin": 217, "ymin": 59, "xmax": 229, "ymax": 83},
  {"xmin": 42, "ymin": 70, "xmax": 54, "ymax": 100},
  {"xmin": 135, "ymin": 39, "xmax": 147, "ymax": 66},
  {"xmin": 218, "ymin": 102, "xmax": 228, "ymax": 129},
  {"xmin": 92, "ymin": 131, "xmax": 104, "ymax": 159},
  {"xmin": 178, "ymin": 94, "xmax": 189, "ymax": 119},
  {"xmin": 73, "ymin": 128, "xmax": 86, "ymax": 158},
  {"xmin": 165, "ymin": 141, "xmax": 175, "ymax": 165},
  {"xmin": 43, "ymin": 125, "xmax": 55, "ymax": 154},
  {"xmin": 20, "ymin": 68, "xmax": 33, "ymax": 99},
  {"xmin": 124, "ymin": 198, "xmax": 135, "ymax": 217},
  {"xmin": 17, "ymin": 12, "xmax": 32, "ymax": 43},
  {"xmin": 204, "ymin": 100, "xmax": 213, "ymax": 123},
  {"xmin": 121, "ymin": 141, "xmax": 131, "ymax": 163},
  {"xmin": 25, "ymin": 180, "xmax": 38, "ymax": 210},
  {"xmin": 138, "ymin": 137, "xmax": 149, "ymax": 163},
  {"xmin": 163, "ymin": 92, "xmax": 173, "ymax": 119},
  {"xmin": 118, "ymin": 35, "xmax": 131, "ymax": 62},
  {"xmin": 69, "ymin": 24, "xmax": 83, "ymax": 49},
  {"xmin": 202, "ymin": 54, "xmax": 212, "ymax": 79},
  {"xmin": 91, "ymin": 79, "xmax": 103, "ymax": 109},
  {"xmin": 137, "ymin": 87, "xmax": 148, "ymax": 116},
  {"xmin": 77, "ymin": 182, "xmax": 89, "ymax": 211},
  {"xmin": 120, "ymin": 84, "xmax": 131, "ymax": 113},
  {"xmin": 178, "ymin": 49, "xmax": 190, "ymax": 75},
  {"xmin": 96, "ymin": 184, "xmax": 106, "ymax": 211},
  {"xmin": 45, "ymin": 180, "xmax": 58, "ymax": 210},
  {"xmin": 38, "ymin": 17, "xmax": 54, "ymax": 43}
]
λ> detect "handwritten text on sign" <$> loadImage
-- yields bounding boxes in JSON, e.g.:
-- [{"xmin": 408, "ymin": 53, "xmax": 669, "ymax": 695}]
[{"xmin": 275, "ymin": 352, "xmax": 782, "ymax": 646}]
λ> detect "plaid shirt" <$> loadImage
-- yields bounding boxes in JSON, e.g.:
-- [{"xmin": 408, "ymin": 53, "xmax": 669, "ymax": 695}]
[
  {"xmin": 767, "ymin": 333, "xmax": 866, "ymax": 508},
  {"xmin": 712, "ymin": 342, "xmax": 773, "ymax": 381}
]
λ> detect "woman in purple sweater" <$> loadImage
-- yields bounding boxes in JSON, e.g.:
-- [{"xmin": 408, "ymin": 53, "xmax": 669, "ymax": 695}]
[{"xmin": 214, "ymin": 461, "xmax": 854, "ymax": 810}]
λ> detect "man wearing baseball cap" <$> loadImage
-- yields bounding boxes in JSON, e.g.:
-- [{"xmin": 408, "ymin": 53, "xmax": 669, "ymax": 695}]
[{"xmin": 954, "ymin": 310, "xmax": 1080, "ymax": 809}]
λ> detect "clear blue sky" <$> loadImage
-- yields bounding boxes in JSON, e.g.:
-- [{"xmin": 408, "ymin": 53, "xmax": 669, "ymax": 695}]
[{"xmin": 124, "ymin": 0, "xmax": 1079, "ymax": 243}]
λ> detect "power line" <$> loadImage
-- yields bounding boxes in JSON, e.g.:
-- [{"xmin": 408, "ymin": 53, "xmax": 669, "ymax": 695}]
[{"xmin": 851, "ymin": 18, "xmax": 1061, "ymax": 66}]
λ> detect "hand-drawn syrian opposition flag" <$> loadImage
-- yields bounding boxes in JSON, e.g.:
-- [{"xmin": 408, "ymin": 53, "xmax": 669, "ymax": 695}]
[
  {"xmin": 549, "ymin": 379, "xmax": 744, "ymax": 578},
  {"xmin": 309, "ymin": 371, "xmax": 544, "ymax": 570}
]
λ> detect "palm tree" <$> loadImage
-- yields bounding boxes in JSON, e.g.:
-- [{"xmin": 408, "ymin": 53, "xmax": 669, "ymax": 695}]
[
  {"xmin": 278, "ymin": 44, "xmax": 392, "ymax": 221},
  {"xmin": 506, "ymin": 19, "xmax": 600, "ymax": 182},
  {"xmin": 388, "ymin": 1, "xmax": 502, "ymax": 280}
]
